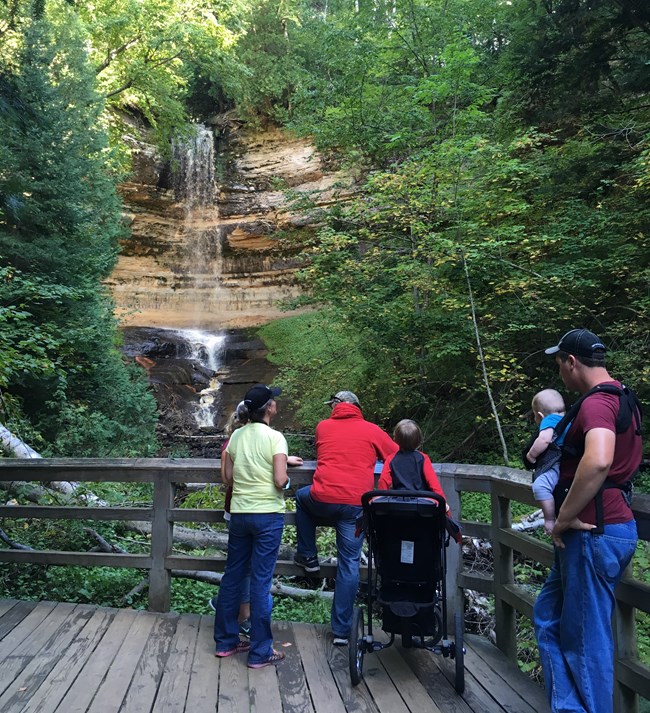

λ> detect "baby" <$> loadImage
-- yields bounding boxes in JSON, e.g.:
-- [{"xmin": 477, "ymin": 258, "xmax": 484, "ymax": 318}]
[{"xmin": 527, "ymin": 389, "xmax": 568, "ymax": 535}]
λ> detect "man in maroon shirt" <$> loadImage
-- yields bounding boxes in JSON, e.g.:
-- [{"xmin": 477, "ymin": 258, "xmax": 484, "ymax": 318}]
[
  {"xmin": 533, "ymin": 328, "xmax": 641, "ymax": 713},
  {"xmin": 294, "ymin": 390, "xmax": 397, "ymax": 645}
]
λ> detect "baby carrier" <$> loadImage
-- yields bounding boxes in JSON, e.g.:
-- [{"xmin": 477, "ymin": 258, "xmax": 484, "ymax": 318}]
[{"xmin": 524, "ymin": 384, "xmax": 642, "ymax": 533}]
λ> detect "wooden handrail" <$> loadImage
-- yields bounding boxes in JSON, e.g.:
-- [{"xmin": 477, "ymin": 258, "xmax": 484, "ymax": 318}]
[{"xmin": 0, "ymin": 458, "xmax": 648, "ymax": 710}]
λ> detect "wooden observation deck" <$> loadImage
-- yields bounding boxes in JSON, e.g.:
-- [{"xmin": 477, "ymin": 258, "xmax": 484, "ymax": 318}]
[
  {"xmin": 0, "ymin": 599, "xmax": 549, "ymax": 713},
  {"xmin": 0, "ymin": 458, "xmax": 648, "ymax": 712}
]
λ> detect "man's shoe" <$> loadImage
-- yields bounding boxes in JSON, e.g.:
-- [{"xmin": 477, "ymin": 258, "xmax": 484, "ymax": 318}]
[
  {"xmin": 333, "ymin": 636, "xmax": 349, "ymax": 646},
  {"xmin": 294, "ymin": 554, "xmax": 321, "ymax": 574}
]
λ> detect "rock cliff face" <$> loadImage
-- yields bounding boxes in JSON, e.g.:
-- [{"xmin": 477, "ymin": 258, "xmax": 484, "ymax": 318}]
[
  {"xmin": 108, "ymin": 122, "xmax": 352, "ymax": 451},
  {"xmin": 107, "ymin": 124, "xmax": 352, "ymax": 330}
]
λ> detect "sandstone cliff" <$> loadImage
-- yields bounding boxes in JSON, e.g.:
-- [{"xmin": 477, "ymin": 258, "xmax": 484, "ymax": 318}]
[{"xmin": 107, "ymin": 123, "xmax": 353, "ymax": 330}]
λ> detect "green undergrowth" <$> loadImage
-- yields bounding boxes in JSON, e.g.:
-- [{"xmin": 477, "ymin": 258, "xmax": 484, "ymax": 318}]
[
  {"xmin": 461, "ymin": 491, "xmax": 536, "ymax": 522},
  {"xmin": 0, "ymin": 563, "xmax": 332, "ymax": 625},
  {"xmin": 0, "ymin": 563, "xmax": 146, "ymax": 609},
  {"xmin": 169, "ymin": 574, "xmax": 330, "ymax": 624}
]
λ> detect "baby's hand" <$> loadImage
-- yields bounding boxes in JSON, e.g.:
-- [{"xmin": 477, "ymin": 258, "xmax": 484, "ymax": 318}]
[
  {"xmin": 544, "ymin": 518, "xmax": 556, "ymax": 537},
  {"xmin": 287, "ymin": 456, "xmax": 303, "ymax": 467}
]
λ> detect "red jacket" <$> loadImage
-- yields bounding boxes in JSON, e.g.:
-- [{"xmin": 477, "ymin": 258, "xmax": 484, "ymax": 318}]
[{"xmin": 311, "ymin": 402, "xmax": 398, "ymax": 505}]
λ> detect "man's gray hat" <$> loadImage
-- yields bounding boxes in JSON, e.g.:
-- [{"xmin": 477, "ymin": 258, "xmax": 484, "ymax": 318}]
[
  {"xmin": 324, "ymin": 390, "xmax": 360, "ymax": 406},
  {"xmin": 544, "ymin": 328, "xmax": 606, "ymax": 359}
]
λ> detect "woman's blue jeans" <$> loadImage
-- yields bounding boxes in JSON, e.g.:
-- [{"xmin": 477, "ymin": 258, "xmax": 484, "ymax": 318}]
[
  {"xmin": 225, "ymin": 518, "xmax": 251, "ymax": 605},
  {"xmin": 214, "ymin": 512, "xmax": 283, "ymax": 664},
  {"xmin": 295, "ymin": 485, "xmax": 363, "ymax": 638},
  {"xmin": 533, "ymin": 520, "xmax": 637, "ymax": 713}
]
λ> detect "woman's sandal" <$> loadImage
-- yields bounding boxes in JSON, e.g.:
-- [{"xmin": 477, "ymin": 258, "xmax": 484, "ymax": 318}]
[
  {"xmin": 247, "ymin": 650, "xmax": 286, "ymax": 669},
  {"xmin": 215, "ymin": 640, "xmax": 251, "ymax": 658}
]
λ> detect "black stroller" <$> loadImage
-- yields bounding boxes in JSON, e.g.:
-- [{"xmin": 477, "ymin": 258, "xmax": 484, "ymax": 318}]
[{"xmin": 349, "ymin": 490, "xmax": 465, "ymax": 693}]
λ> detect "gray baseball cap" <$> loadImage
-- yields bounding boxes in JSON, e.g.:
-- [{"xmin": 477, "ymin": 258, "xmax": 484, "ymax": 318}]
[{"xmin": 324, "ymin": 390, "xmax": 360, "ymax": 406}]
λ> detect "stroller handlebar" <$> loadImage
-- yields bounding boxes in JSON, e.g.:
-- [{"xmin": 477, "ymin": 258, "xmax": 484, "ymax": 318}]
[{"xmin": 361, "ymin": 489, "xmax": 447, "ymax": 510}]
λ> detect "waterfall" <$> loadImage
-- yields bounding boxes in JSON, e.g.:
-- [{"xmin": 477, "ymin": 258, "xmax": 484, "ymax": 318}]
[
  {"xmin": 182, "ymin": 329, "xmax": 226, "ymax": 372},
  {"xmin": 170, "ymin": 124, "xmax": 225, "ymax": 328},
  {"xmin": 172, "ymin": 125, "xmax": 217, "ymax": 207},
  {"xmin": 171, "ymin": 126, "xmax": 226, "ymax": 428},
  {"xmin": 174, "ymin": 328, "xmax": 227, "ymax": 429}
]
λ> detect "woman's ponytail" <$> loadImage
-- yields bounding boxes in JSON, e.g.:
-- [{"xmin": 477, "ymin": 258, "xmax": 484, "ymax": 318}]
[{"xmin": 235, "ymin": 400, "xmax": 251, "ymax": 424}]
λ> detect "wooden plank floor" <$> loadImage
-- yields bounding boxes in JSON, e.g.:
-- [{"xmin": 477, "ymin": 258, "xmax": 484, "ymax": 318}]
[{"xmin": 0, "ymin": 600, "xmax": 549, "ymax": 713}]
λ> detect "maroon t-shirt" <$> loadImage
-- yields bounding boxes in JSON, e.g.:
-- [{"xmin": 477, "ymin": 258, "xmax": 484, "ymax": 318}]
[{"xmin": 559, "ymin": 381, "xmax": 642, "ymax": 525}]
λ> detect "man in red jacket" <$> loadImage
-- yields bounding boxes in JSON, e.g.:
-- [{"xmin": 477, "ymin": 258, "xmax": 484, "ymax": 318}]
[{"xmin": 294, "ymin": 390, "xmax": 397, "ymax": 645}]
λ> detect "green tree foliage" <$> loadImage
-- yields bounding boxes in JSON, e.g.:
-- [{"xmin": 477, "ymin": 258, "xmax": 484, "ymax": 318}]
[
  {"xmin": 1, "ymin": 0, "xmax": 247, "ymax": 145},
  {"xmin": 275, "ymin": 0, "xmax": 497, "ymax": 162},
  {"xmin": 498, "ymin": 0, "xmax": 650, "ymax": 128},
  {"xmin": 220, "ymin": 0, "xmax": 305, "ymax": 123},
  {"xmin": 254, "ymin": 0, "xmax": 650, "ymax": 462},
  {"xmin": 0, "ymin": 7, "xmax": 158, "ymax": 455},
  {"xmin": 76, "ymin": 0, "xmax": 246, "ymax": 139}
]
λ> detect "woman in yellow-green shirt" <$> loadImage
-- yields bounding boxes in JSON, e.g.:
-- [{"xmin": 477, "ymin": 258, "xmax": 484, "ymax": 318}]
[{"xmin": 213, "ymin": 384, "xmax": 297, "ymax": 669}]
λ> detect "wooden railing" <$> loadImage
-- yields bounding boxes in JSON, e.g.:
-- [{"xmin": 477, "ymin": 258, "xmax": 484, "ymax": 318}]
[
  {"xmin": 437, "ymin": 463, "xmax": 650, "ymax": 713},
  {"xmin": 0, "ymin": 458, "xmax": 648, "ymax": 711}
]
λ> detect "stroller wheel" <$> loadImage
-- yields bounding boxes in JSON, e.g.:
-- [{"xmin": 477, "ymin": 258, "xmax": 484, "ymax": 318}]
[
  {"xmin": 453, "ymin": 612, "xmax": 465, "ymax": 694},
  {"xmin": 349, "ymin": 606, "xmax": 365, "ymax": 686}
]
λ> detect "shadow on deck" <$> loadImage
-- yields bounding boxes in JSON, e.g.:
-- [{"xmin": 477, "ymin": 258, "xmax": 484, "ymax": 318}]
[{"xmin": 0, "ymin": 599, "xmax": 549, "ymax": 713}]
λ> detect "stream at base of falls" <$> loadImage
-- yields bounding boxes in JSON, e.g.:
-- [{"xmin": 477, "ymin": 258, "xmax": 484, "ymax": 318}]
[{"xmin": 121, "ymin": 326, "xmax": 296, "ymax": 458}]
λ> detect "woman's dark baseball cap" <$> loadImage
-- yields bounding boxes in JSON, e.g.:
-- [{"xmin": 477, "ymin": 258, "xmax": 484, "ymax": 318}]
[
  {"xmin": 243, "ymin": 384, "xmax": 282, "ymax": 410},
  {"xmin": 544, "ymin": 328, "xmax": 606, "ymax": 358}
]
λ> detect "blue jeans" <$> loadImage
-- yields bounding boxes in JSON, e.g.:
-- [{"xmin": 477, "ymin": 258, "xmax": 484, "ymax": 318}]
[
  {"xmin": 214, "ymin": 513, "xmax": 284, "ymax": 664},
  {"xmin": 226, "ymin": 519, "xmax": 251, "ymax": 605},
  {"xmin": 533, "ymin": 521, "xmax": 637, "ymax": 713},
  {"xmin": 295, "ymin": 486, "xmax": 363, "ymax": 638}
]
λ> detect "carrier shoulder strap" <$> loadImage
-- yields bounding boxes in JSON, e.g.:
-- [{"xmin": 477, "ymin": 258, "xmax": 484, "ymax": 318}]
[
  {"xmin": 620, "ymin": 384, "xmax": 643, "ymax": 435},
  {"xmin": 552, "ymin": 383, "xmax": 642, "ymax": 441}
]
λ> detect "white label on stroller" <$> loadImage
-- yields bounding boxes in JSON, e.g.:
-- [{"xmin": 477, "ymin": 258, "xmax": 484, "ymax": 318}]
[{"xmin": 400, "ymin": 541, "xmax": 414, "ymax": 564}]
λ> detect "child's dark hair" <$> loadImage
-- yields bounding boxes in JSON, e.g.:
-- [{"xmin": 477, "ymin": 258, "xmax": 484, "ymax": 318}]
[{"xmin": 393, "ymin": 419, "xmax": 422, "ymax": 451}]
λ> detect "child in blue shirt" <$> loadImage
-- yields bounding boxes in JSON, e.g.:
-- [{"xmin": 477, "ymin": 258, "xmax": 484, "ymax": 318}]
[{"xmin": 527, "ymin": 389, "xmax": 569, "ymax": 535}]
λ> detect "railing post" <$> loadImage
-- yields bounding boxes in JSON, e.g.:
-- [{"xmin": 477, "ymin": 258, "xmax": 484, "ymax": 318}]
[
  {"xmin": 614, "ymin": 578, "xmax": 639, "ymax": 713},
  {"xmin": 440, "ymin": 471, "xmax": 464, "ymax": 630},
  {"xmin": 148, "ymin": 472, "xmax": 174, "ymax": 612},
  {"xmin": 491, "ymin": 491, "xmax": 517, "ymax": 661}
]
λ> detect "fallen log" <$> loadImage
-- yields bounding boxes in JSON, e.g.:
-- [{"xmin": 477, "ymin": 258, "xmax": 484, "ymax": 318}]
[
  {"xmin": 0, "ymin": 424, "xmax": 107, "ymax": 505},
  {"xmin": 171, "ymin": 570, "xmax": 333, "ymax": 601},
  {"xmin": 0, "ymin": 526, "xmax": 34, "ymax": 550},
  {"xmin": 123, "ymin": 520, "xmax": 298, "ymax": 561},
  {"xmin": 0, "ymin": 424, "xmax": 41, "ymax": 459}
]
